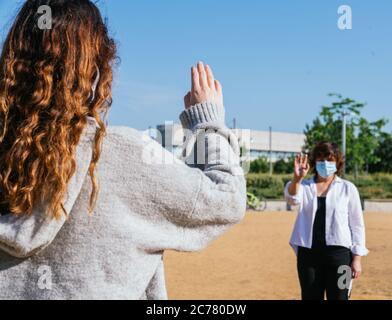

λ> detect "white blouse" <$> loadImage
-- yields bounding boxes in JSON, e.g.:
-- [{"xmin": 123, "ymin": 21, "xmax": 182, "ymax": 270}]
[{"xmin": 284, "ymin": 176, "xmax": 369, "ymax": 256}]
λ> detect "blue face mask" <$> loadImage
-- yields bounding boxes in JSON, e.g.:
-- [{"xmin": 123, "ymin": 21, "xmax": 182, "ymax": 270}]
[{"xmin": 316, "ymin": 161, "xmax": 337, "ymax": 179}]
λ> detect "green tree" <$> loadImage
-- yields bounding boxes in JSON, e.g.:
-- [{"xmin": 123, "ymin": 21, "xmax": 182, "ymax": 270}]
[
  {"xmin": 273, "ymin": 156, "xmax": 294, "ymax": 174},
  {"xmin": 356, "ymin": 118, "xmax": 388, "ymax": 173},
  {"xmin": 304, "ymin": 94, "xmax": 388, "ymax": 176},
  {"xmin": 369, "ymin": 133, "xmax": 392, "ymax": 173},
  {"xmin": 249, "ymin": 157, "xmax": 269, "ymax": 173}
]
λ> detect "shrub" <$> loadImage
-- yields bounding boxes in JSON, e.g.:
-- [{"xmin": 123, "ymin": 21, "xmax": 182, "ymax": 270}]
[
  {"xmin": 273, "ymin": 158, "xmax": 293, "ymax": 174},
  {"xmin": 246, "ymin": 173, "xmax": 392, "ymax": 200},
  {"xmin": 249, "ymin": 157, "xmax": 269, "ymax": 173},
  {"xmin": 246, "ymin": 174, "xmax": 290, "ymax": 199}
]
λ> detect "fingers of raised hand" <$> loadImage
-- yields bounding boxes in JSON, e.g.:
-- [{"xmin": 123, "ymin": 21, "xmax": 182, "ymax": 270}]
[
  {"xmin": 303, "ymin": 155, "xmax": 310, "ymax": 171},
  {"xmin": 299, "ymin": 154, "xmax": 306, "ymax": 165},
  {"xmin": 214, "ymin": 79, "xmax": 222, "ymax": 94},
  {"xmin": 190, "ymin": 62, "xmax": 224, "ymax": 107},
  {"xmin": 303, "ymin": 154, "xmax": 308, "ymax": 165},
  {"xmin": 295, "ymin": 154, "xmax": 301, "ymax": 165},
  {"xmin": 294, "ymin": 153, "xmax": 309, "ymax": 178},
  {"xmin": 197, "ymin": 61, "xmax": 209, "ymax": 89},
  {"xmin": 205, "ymin": 64, "xmax": 215, "ymax": 89},
  {"xmin": 191, "ymin": 66, "xmax": 200, "ymax": 93}
]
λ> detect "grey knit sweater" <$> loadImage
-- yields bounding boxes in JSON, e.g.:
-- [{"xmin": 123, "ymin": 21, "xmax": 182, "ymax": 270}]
[{"xmin": 0, "ymin": 102, "xmax": 246, "ymax": 300}]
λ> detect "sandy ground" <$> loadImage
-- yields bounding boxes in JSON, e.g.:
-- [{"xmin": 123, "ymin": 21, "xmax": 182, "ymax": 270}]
[{"xmin": 164, "ymin": 211, "xmax": 392, "ymax": 300}]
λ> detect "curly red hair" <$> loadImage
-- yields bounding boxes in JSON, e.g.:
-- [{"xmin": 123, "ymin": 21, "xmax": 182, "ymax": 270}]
[{"xmin": 0, "ymin": 0, "xmax": 117, "ymax": 218}]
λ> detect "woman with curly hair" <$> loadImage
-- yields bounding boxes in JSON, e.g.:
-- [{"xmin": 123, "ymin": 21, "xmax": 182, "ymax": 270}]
[
  {"xmin": 0, "ymin": 0, "xmax": 246, "ymax": 299},
  {"xmin": 285, "ymin": 141, "xmax": 369, "ymax": 300}
]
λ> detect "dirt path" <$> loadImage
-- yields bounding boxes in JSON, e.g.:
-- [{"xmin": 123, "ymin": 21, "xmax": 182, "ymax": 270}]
[{"xmin": 164, "ymin": 212, "xmax": 392, "ymax": 300}]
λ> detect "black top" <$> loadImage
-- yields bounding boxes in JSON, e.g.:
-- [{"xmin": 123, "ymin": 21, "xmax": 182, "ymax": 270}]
[
  {"xmin": 299, "ymin": 195, "xmax": 351, "ymax": 256},
  {"xmin": 312, "ymin": 197, "xmax": 327, "ymax": 249}
]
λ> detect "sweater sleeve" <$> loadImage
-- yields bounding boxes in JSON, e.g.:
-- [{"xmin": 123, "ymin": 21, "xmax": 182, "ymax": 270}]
[
  {"xmin": 0, "ymin": 127, "xmax": 95, "ymax": 258},
  {"xmin": 125, "ymin": 102, "xmax": 247, "ymax": 253}
]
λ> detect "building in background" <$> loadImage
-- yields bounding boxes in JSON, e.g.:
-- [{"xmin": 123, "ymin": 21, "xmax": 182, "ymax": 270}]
[
  {"xmin": 154, "ymin": 123, "xmax": 306, "ymax": 161},
  {"xmin": 232, "ymin": 128, "xmax": 306, "ymax": 161}
]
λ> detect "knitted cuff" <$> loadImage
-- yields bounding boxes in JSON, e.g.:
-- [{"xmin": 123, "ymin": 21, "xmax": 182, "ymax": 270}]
[{"xmin": 179, "ymin": 102, "xmax": 225, "ymax": 130}]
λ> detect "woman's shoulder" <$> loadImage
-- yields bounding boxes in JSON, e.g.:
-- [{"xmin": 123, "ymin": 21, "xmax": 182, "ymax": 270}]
[
  {"xmin": 83, "ymin": 117, "xmax": 147, "ymax": 144},
  {"xmin": 105, "ymin": 126, "xmax": 155, "ymax": 150},
  {"xmin": 107, "ymin": 125, "xmax": 144, "ymax": 140},
  {"xmin": 337, "ymin": 177, "xmax": 359, "ymax": 192}
]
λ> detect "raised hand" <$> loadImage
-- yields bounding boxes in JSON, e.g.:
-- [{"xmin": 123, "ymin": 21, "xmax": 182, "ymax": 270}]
[
  {"xmin": 294, "ymin": 153, "xmax": 310, "ymax": 181},
  {"xmin": 184, "ymin": 61, "xmax": 223, "ymax": 109}
]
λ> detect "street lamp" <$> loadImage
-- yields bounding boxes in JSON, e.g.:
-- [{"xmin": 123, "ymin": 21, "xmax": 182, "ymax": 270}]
[
  {"xmin": 269, "ymin": 126, "xmax": 273, "ymax": 176},
  {"xmin": 341, "ymin": 110, "xmax": 351, "ymax": 177}
]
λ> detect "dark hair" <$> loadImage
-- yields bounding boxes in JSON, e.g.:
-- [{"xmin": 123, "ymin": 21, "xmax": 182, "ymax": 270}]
[{"xmin": 309, "ymin": 141, "xmax": 345, "ymax": 177}]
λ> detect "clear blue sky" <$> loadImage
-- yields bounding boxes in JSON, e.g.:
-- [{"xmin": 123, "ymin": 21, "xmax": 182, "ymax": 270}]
[{"xmin": 1, "ymin": 0, "xmax": 391, "ymax": 133}]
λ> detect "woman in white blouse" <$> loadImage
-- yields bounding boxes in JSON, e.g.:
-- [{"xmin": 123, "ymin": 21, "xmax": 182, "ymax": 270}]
[{"xmin": 285, "ymin": 141, "xmax": 369, "ymax": 300}]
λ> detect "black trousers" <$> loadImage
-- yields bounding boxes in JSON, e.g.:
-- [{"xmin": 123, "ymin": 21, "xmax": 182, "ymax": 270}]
[{"xmin": 297, "ymin": 246, "xmax": 353, "ymax": 300}]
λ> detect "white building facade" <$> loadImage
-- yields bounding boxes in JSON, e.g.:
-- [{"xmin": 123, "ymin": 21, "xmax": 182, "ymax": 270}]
[{"xmin": 154, "ymin": 123, "xmax": 306, "ymax": 162}]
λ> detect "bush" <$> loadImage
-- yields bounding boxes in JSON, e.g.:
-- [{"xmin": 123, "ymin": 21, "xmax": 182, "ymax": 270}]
[
  {"xmin": 345, "ymin": 173, "xmax": 392, "ymax": 199},
  {"xmin": 249, "ymin": 157, "xmax": 269, "ymax": 173},
  {"xmin": 246, "ymin": 174, "xmax": 290, "ymax": 199},
  {"xmin": 273, "ymin": 158, "xmax": 293, "ymax": 174},
  {"xmin": 246, "ymin": 173, "xmax": 392, "ymax": 200}
]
